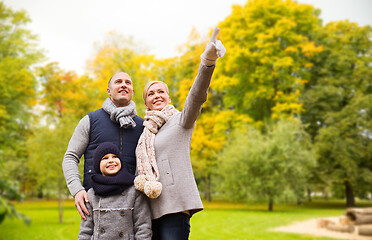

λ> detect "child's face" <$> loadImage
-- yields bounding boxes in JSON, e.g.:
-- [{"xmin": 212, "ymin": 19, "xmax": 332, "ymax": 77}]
[{"xmin": 100, "ymin": 153, "xmax": 121, "ymax": 176}]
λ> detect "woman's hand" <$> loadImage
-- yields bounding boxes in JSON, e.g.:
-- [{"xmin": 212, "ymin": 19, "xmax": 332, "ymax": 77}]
[{"xmin": 200, "ymin": 27, "xmax": 226, "ymax": 66}]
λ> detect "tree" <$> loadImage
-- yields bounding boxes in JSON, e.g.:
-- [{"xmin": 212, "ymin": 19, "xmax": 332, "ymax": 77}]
[
  {"xmin": 216, "ymin": 0, "xmax": 323, "ymax": 122},
  {"xmin": 0, "ymin": 2, "xmax": 43, "ymax": 224},
  {"xmin": 30, "ymin": 62, "xmax": 94, "ymax": 223},
  {"xmin": 86, "ymin": 32, "xmax": 164, "ymax": 116},
  {"xmin": 217, "ymin": 119, "xmax": 316, "ymax": 211},
  {"xmin": 302, "ymin": 20, "xmax": 372, "ymax": 206},
  {"xmin": 316, "ymin": 94, "xmax": 372, "ymax": 206}
]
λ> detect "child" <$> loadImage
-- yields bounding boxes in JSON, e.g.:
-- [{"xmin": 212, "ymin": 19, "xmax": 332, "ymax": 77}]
[{"xmin": 78, "ymin": 142, "xmax": 152, "ymax": 240}]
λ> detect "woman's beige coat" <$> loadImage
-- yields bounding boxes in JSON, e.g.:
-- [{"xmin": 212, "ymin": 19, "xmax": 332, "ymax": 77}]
[{"xmin": 148, "ymin": 64, "xmax": 215, "ymax": 219}]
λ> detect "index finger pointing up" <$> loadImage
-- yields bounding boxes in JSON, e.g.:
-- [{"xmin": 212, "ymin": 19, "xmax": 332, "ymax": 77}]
[{"xmin": 210, "ymin": 27, "xmax": 220, "ymax": 43}]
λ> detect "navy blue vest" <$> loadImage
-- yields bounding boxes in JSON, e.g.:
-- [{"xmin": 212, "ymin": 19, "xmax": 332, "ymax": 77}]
[{"xmin": 83, "ymin": 108, "xmax": 144, "ymax": 191}]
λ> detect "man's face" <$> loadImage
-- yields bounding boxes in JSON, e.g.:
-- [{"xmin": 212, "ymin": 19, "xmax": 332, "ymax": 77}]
[{"xmin": 107, "ymin": 72, "xmax": 134, "ymax": 107}]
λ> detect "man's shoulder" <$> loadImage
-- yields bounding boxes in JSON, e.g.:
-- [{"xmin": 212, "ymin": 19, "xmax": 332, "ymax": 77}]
[
  {"xmin": 88, "ymin": 108, "xmax": 104, "ymax": 116},
  {"xmin": 87, "ymin": 108, "xmax": 109, "ymax": 120}
]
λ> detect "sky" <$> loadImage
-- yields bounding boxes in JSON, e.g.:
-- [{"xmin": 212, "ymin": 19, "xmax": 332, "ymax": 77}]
[{"xmin": 3, "ymin": 0, "xmax": 372, "ymax": 75}]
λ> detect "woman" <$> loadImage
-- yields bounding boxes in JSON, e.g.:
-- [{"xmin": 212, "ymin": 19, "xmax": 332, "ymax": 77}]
[{"xmin": 135, "ymin": 28, "xmax": 226, "ymax": 240}]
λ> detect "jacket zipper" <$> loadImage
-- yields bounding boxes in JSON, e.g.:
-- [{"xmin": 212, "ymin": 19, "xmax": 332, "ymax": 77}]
[{"xmin": 120, "ymin": 128, "xmax": 123, "ymax": 154}]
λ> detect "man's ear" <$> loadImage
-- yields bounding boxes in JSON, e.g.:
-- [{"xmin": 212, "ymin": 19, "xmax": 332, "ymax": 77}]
[{"xmin": 107, "ymin": 88, "xmax": 111, "ymax": 96}]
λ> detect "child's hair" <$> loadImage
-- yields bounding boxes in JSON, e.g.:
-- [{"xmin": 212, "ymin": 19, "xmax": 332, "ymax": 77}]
[{"xmin": 93, "ymin": 142, "xmax": 122, "ymax": 174}]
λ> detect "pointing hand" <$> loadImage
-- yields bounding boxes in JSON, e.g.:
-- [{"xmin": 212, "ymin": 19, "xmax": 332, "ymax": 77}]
[{"xmin": 200, "ymin": 27, "xmax": 226, "ymax": 66}]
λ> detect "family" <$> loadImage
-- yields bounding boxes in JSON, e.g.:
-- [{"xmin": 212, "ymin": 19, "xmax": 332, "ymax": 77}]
[{"xmin": 62, "ymin": 27, "xmax": 226, "ymax": 240}]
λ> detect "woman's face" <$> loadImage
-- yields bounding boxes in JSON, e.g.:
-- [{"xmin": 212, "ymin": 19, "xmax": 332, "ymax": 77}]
[{"xmin": 145, "ymin": 83, "xmax": 171, "ymax": 111}]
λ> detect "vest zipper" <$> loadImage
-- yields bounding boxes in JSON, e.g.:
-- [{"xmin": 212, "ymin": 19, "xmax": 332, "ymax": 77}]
[{"xmin": 120, "ymin": 128, "xmax": 123, "ymax": 154}]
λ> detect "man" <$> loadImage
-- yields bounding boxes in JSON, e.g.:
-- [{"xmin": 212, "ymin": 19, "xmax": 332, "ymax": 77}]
[{"xmin": 62, "ymin": 72, "xmax": 144, "ymax": 220}]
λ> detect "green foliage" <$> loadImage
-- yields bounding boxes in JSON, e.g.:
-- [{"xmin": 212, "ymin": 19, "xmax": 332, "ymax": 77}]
[
  {"xmin": 215, "ymin": 0, "xmax": 322, "ymax": 121},
  {"xmin": 302, "ymin": 20, "xmax": 372, "ymax": 139},
  {"xmin": 0, "ymin": 1, "xmax": 43, "ymax": 225},
  {"xmin": 316, "ymin": 94, "xmax": 372, "ymax": 198},
  {"xmin": 0, "ymin": 179, "xmax": 30, "ymax": 225},
  {"xmin": 0, "ymin": 2, "xmax": 43, "ymax": 150},
  {"xmin": 217, "ymin": 119, "xmax": 316, "ymax": 210},
  {"xmin": 301, "ymin": 20, "xmax": 372, "ymax": 203}
]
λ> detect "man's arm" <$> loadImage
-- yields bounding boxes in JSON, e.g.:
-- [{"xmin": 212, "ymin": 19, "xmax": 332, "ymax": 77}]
[{"xmin": 62, "ymin": 115, "xmax": 90, "ymax": 220}]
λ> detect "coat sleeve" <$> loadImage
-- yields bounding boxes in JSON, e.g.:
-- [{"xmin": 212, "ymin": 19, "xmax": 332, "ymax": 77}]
[
  {"xmin": 78, "ymin": 200, "xmax": 94, "ymax": 240},
  {"xmin": 133, "ymin": 191, "xmax": 152, "ymax": 239},
  {"xmin": 62, "ymin": 115, "xmax": 90, "ymax": 197},
  {"xmin": 180, "ymin": 64, "xmax": 215, "ymax": 129}
]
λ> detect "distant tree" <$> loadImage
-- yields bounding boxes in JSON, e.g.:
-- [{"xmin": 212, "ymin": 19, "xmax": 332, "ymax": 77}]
[
  {"xmin": 30, "ymin": 63, "xmax": 90, "ymax": 223},
  {"xmin": 217, "ymin": 119, "xmax": 316, "ymax": 211},
  {"xmin": 316, "ymin": 94, "xmax": 372, "ymax": 206},
  {"xmin": 86, "ymin": 32, "xmax": 163, "ymax": 116},
  {"xmin": 302, "ymin": 20, "xmax": 372, "ymax": 206},
  {"xmin": 216, "ymin": 0, "xmax": 323, "ymax": 122},
  {"xmin": 0, "ymin": 2, "xmax": 43, "ymax": 224}
]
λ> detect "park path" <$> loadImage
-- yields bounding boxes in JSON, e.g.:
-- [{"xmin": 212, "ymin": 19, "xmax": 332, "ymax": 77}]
[{"xmin": 273, "ymin": 217, "xmax": 372, "ymax": 240}]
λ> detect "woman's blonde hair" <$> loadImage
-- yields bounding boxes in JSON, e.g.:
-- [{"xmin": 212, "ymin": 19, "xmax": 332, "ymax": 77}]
[{"xmin": 142, "ymin": 81, "xmax": 169, "ymax": 102}]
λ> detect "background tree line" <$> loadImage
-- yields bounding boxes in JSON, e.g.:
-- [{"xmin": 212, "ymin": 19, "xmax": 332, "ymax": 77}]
[{"xmin": 1, "ymin": 0, "xmax": 371, "ymax": 223}]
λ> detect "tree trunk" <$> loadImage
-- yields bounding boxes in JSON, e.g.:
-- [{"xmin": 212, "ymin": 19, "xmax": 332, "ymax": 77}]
[
  {"xmin": 204, "ymin": 174, "xmax": 212, "ymax": 202},
  {"xmin": 58, "ymin": 183, "xmax": 64, "ymax": 224},
  {"xmin": 37, "ymin": 186, "xmax": 43, "ymax": 199},
  {"xmin": 268, "ymin": 197, "xmax": 274, "ymax": 211},
  {"xmin": 323, "ymin": 192, "xmax": 329, "ymax": 201},
  {"xmin": 307, "ymin": 187, "xmax": 312, "ymax": 202},
  {"xmin": 345, "ymin": 180, "xmax": 355, "ymax": 207}
]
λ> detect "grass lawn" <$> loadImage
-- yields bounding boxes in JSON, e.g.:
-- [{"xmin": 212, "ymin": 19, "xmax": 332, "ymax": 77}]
[{"xmin": 0, "ymin": 199, "xmax": 371, "ymax": 239}]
